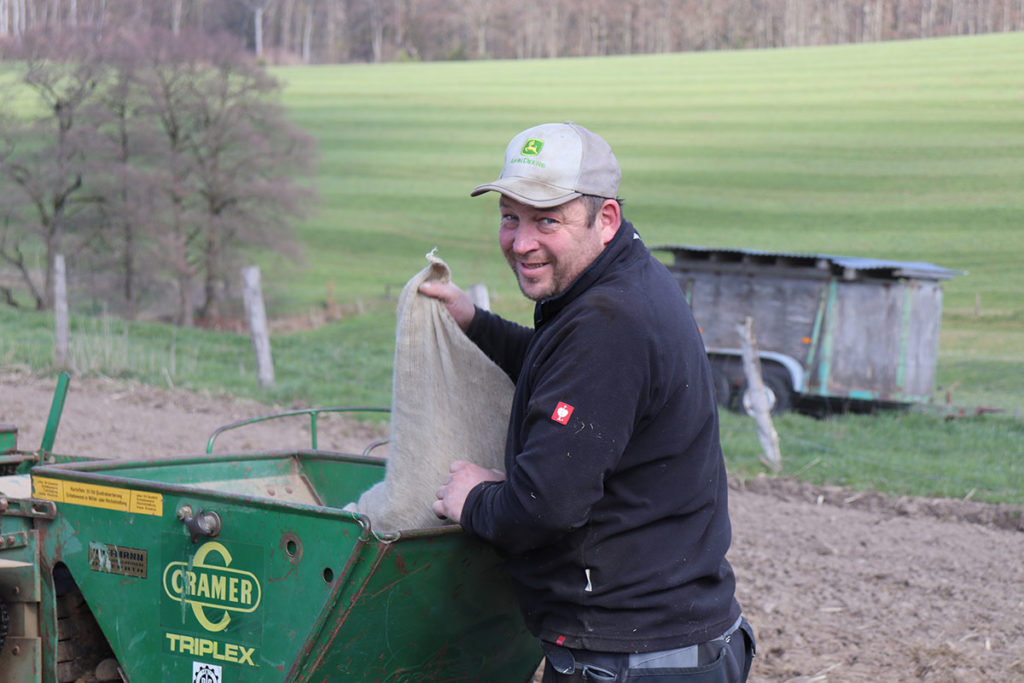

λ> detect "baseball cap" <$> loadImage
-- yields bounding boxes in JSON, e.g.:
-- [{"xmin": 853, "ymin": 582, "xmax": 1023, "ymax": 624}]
[{"xmin": 471, "ymin": 122, "xmax": 621, "ymax": 208}]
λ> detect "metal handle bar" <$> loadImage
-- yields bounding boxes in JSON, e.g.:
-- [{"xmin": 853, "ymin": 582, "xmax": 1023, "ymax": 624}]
[{"xmin": 205, "ymin": 406, "xmax": 390, "ymax": 454}]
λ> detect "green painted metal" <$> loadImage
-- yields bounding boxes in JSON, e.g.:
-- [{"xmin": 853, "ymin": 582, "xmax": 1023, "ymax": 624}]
[
  {"xmin": 804, "ymin": 285, "xmax": 829, "ymax": 378},
  {"xmin": 815, "ymin": 279, "xmax": 840, "ymax": 394},
  {"xmin": 39, "ymin": 372, "xmax": 70, "ymax": 455},
  {"xmin": 23, "ymin": 452, "xmax": 540, "ymax": 682},
  {"xmin": 206, "ymin": 407, "xmax": 391, "ymax": 454},
  {"xmin": 0, "ymin": 482, "xmax": 46, "ymax": 682},
  {"xmin": 847, "ymin": 390, "xmax": 879, "ymax": 401}
]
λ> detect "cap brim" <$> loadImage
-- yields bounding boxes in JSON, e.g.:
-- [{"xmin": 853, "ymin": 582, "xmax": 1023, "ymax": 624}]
[{"xmin": 470, "ymin": 178, "xmax": 581, "ymax": 209}]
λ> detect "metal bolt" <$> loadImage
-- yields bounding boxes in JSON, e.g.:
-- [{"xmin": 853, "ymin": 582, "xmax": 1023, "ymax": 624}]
[
  {"xmin": 11, "ymin": 646, "xmax": 20, "ymax": 656},
  {"xmin": 12, "ymin": 585, "xmax": 20, "ymax": 595},
  {"xmin": 5, "ymin": 535, "xmax": 14, "ymax": 545}
]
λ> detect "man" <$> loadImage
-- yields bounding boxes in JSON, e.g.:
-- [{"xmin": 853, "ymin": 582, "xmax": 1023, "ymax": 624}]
[{"xmin": 423, "ymin": 122, "xmax": 755, "ymax": 682}]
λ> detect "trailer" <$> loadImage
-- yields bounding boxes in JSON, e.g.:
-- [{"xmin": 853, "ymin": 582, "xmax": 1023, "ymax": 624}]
[
  {"xmin": 653, "ymin": 245, "xmax": 961, "ymax": 414},
  {"xmin": 0, "ymin": 375, "xmax": 542, "ymax": 682}
]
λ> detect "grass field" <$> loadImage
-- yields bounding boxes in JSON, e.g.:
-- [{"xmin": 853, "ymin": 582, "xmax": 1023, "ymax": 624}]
[
  {"xmin": 273, "ymin": 33, "xmax": 1024, "ymax": 321},
  {"xmin": 2, "ymin": 33, "xmax": 1022, "ymax": 503},
  {"xmin": 270, "ymin": 32, "xmax": 1024, "ymax": 410}
]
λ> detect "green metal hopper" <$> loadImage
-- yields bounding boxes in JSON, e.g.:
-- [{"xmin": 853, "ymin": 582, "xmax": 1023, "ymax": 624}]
[{"xmin": 0, "ymin": 405, "xmax": 541, "ymax": 682}]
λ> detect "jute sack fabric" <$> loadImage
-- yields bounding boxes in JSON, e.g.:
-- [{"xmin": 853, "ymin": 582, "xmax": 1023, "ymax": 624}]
[{"xmin": 354, "ymin": 251, "xmax": 514, "ymax": 534}]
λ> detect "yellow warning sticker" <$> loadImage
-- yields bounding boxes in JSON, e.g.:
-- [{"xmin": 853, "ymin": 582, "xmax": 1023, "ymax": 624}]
[{"xmin": 32, "ymin": 477, "xmax": 163, "ymax": 516}]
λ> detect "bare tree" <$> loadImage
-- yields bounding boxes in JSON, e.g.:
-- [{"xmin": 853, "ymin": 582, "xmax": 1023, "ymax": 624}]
[
  {"xmin": 4, "ymin": 0, "xmax": 1024, "ymax": 62},
  {"xmin": 179, "ymin": 33, "xmax": 314, "ymax": 319},
  {"xmin": 0, "ymin": 28, "xmax": 106, "ymax": 310},
  {"xmin": 235, "ymin": 0, "xmax": 272, "ymax": 56},
  {"xmin": 463, "ymin": 0, "xmax": 493, "ymax": 58},
  {"xmin": 86, "ymin": 27, "xmax": 166, "ymax": 318},
  {"xmin": 127, "ymin": 28, "xmax": 312, "ymax": 325}
]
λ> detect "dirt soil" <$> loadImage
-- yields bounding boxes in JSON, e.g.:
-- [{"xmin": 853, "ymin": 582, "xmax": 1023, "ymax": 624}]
[{"xmin": 4, "ymin": 370, "xmax": 1023, "ymax": 682}]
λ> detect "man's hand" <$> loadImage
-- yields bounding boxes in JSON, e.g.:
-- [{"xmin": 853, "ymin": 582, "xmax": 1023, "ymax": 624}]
[
  {"xmin": 433, "ymin": 460, "xmax": 505, "ymax": 523},
  {"xmin": 418, "ymin": 281, "xmax": 476, "ymax": 332}
]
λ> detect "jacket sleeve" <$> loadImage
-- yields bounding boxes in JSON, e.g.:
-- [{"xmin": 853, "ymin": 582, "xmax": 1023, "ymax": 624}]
[
  {"xmin": 466, "ymin": 307, "xmax": 534, "ymax": 382},
  {"xmin": 461, "ymin": 291, "xmax": 654, "ymax": 554}
]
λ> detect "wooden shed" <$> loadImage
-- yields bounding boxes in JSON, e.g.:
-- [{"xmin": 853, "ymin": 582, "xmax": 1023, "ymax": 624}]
[{"xmin": 653, "ymin": 245, "xmax": 962, "ymax": 413}]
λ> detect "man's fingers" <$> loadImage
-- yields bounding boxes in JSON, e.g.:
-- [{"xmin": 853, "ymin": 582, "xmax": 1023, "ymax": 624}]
[
  {"xmin": 417, "ymin": 283, "xmax": 474, "ymax": 331},
  {"xmin": 434, "ymin": 483, "xmax": 448, "ymax": 520},
  {"xmin": 418, "ymin": 281, "xmax": 454, "ymax": 301}
]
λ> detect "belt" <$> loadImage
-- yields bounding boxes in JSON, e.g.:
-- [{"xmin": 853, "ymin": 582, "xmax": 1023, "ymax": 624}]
[
  {"xmin": 629, "ymin": 615, "xmax": 744, "ymax": 669},
  {"xmin": 543, "ymin": 615, "xmax": 746, "ymax": 676}
]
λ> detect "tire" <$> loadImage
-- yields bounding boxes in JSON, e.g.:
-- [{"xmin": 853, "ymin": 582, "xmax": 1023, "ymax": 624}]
[
  {"xmin": 740, "ymin": 364, "xmax": 793, "ymax": 416},
  {"xmin": 56, "ymin": 584, "xmax": 118, "ymax": 682},
  {"xmin": 710, "ymin": 363, "xmax": 733, "ymax": 408},
  {"xmin": 0, "ymin": 597, "xmax": 8, "ymax": 653}
]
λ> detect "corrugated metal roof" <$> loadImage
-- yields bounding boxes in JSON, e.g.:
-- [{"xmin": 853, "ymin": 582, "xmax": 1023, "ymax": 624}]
[{"xmin": 652, "ymin": 244, "xmax": 965, "ymax": 281}]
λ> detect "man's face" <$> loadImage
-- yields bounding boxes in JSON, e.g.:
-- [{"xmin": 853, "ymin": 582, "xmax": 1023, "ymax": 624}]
[{"xmin": 498, "ymin": 196, "xmax": 617, "ymax": 301}]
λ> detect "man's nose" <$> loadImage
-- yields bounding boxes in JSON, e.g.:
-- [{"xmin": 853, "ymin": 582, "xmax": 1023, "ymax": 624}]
[{"xmin": 512, "ymin": 223, "xmax": 540, "ymax": 253}]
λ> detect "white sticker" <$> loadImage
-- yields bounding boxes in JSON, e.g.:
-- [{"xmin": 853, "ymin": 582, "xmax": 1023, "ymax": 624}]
[{"xmin": 193, "ymin": 661, "xmax": 222, "ymax": 683}]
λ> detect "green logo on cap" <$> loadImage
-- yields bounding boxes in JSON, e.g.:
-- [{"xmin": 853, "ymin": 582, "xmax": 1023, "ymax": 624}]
[{"xmin": 520, "ymin": 139, "xmax": 544, "ymax": 156}]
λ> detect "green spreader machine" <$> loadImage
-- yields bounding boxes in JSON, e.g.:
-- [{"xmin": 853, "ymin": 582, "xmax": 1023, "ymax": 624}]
[{"xmin": 0, "ymin": 374, "xmax": 541, "ymax": 682}]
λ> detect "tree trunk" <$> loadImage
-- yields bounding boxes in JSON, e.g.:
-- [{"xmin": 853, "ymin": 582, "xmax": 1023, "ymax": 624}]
[
  {"xmin": 369, "ymin": 0, "xmax": 383, "ymax": 62},
  {"xmin": 171, "ymin": 0, "xmax": 183, "ymax": 34},
  {"xmin": 169, "ymin": 190, "xmax": 194, "ymax": 326},
  {"xmin": 122, "ymin": 219, "xmax": 136, "ymax": 319},
  {"xmin": 622, "ymin": 3, "xmax": 633, "ymax": 53},
  {"xmin": 178, "ymin": 275, "xmax": 193, "ymax": 327},
  {"xmin": 202, "ymin": 230, "xmax": 221, "ymax": 320},
  {"xmin": 254, "ymin": 6, "xmax": 264, "ymax": 57},
  {"xmin": 392, "ymin": 0, "xmax": 406, "ymax": 54},
  {"xmin": 301, "ymin": 3, "xmax": 312, "ymax": 63},
  {"xmin": 278, "ymin": 0, "xmax": 294, "ymax": 54},
  {"xmin": 324, "ymin": 0, "xmax": 339, "ymax": 62}
]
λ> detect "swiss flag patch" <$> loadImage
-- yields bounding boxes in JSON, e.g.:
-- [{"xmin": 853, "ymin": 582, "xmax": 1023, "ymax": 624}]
[{"xmin": 551, "ymin": 401, "xmax": 574, "ymax": 425}]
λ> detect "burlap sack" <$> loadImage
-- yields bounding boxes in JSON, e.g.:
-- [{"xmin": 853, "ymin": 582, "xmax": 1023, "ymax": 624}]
[{"xmin": 354, "ymin": 251, "xmax": 514, "ymax": 534}]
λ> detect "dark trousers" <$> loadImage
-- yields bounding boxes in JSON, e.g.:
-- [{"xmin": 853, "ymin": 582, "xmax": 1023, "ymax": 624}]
[{"xmin": 541, "ymin": 618, "xmax": 756, "ymax": 683}]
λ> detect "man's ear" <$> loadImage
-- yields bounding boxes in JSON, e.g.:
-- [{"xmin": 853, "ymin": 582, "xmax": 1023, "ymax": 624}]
[{"xmin": 598, "ymin": 199, "xmax": 622, "ymax": 245}]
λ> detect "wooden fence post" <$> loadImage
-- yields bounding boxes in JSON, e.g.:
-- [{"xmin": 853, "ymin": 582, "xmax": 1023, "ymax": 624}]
[
  {"xmin": 738, "ymin": 316, "xmax": 782, "ymax": 472},
  {"xmin": 242, "ymin": 266, "xmax": 275, "ymax": 389},
  {"xmin": 54, "ymin": 254, "xmax": 69, "ymax": 368}
]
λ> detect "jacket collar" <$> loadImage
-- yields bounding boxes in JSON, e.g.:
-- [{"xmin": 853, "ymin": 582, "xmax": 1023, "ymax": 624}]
[{"xmin": 533, "ymin": 219, "xmax": 641, "ymax": 328}]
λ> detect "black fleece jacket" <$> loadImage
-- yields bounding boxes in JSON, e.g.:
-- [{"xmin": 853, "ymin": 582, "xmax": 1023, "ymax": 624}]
[{"xmin": 461, "ymin": 219, "xmax": 740, "ymax": 654}]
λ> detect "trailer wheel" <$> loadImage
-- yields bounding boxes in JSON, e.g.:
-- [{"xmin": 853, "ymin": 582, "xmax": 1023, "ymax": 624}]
[
  {"xmin": 710, "ymin": 364, "xmax": 734, "ymax": 408},
  {"xmin": 0, "ymin": 597, "xmax": 8, "ymax": 652},
  {"xmin": 739, "ymin": 364, "xmax": 793, "ymax": 416},
  {"xmin": 56, "ymin": 583, "xmax": 119, "ymax": 682}
]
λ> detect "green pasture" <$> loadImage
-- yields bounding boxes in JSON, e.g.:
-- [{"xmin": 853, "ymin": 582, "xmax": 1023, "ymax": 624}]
[
  {"xmin": 2, "ymin": 33, "xmax": 1023, "ymax": 503},
  {"xmin": 268, "ymin": 32, "xmax": 1024, "ymax": 423},
  {"xmin": 272, "ymin": 32, "xmax": 1024, "ymax": 327}
]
